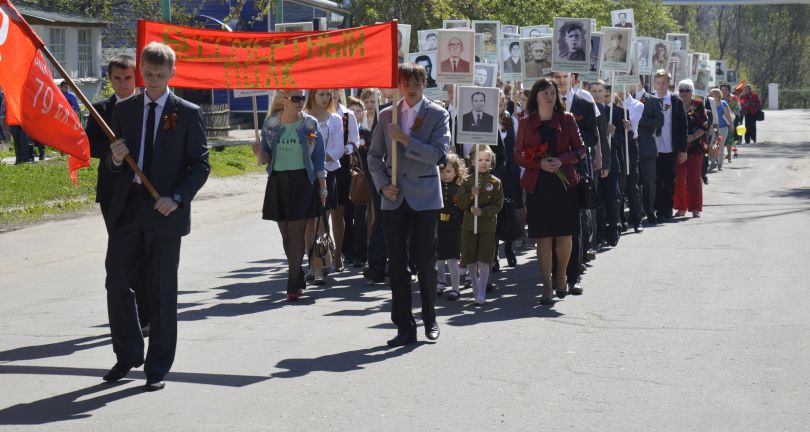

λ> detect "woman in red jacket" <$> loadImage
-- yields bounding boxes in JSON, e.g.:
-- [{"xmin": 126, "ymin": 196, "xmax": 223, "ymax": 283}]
[
  {"xmin": 514, "ymin": 78, "xmax": 586, "ymax": 305},
  {"xmin": 739, "ymin": 84, "xmax": 761, "ymax": 144}
]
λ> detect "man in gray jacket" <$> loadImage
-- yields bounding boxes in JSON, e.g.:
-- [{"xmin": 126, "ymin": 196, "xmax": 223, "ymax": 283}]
[{"xmin": 368, "ymin": 62, "xmax": 450, "ymax": 347}]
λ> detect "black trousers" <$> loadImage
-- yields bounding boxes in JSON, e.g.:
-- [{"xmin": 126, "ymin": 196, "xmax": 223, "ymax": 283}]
[
  {"xmin": 105, "ymin": 191, "xmax": 181, "ymax": 381},
  {"xmin": 10, "ymin": 126, "xmax": 33, "ymax": 164},
  {"xmin": 744, "ymin": 113, "xmax": 757, "ymax": 143},
  {"xmin": 654, "ymin": 151, "xmax": 676, "ymax": 220},
  {"xmin": 639, "ymin": 156, "xmax": 657, "ymax": 221},
  {"xmin": 381, "ymin": 200, "xmax": 438, "ymax": 335},
  {"xmin": 364, "ymin": 162, "xmax": 387, "ymax": 272},
  {"xmin": 598, "ymin": 152, "xmax": 621, "ymax": 235}
]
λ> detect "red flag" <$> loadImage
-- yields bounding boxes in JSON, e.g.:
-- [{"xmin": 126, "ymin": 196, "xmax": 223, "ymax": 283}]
[{"xmin": 0, "ymin": 0, "xmax": 90, "ymax": 184}]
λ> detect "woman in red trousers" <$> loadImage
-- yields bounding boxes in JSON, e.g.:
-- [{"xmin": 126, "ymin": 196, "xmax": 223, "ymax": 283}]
[{"xmin": 673, "ymin": 79, "xmax": 709, "ymax": 218}]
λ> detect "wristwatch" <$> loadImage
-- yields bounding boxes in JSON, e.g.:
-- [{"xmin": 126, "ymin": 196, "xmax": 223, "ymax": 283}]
[{"xmin": 172, "ymin": 193, "xmax": 184, "ymax": 208}]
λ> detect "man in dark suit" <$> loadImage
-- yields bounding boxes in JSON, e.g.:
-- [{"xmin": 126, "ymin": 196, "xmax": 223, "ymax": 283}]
[
  {"xmin": 652, "ymin": 69, "xmax": 687, "ymax": 223},
  {"xmin": 85, "ymin": 55, "xmax": 151, "ymax": 335},
  {"xmin": 634, "ymin": 82, "xmax": 665, "ymax": 230},
  {"xmin": 462, "ymin": 91, "xmax": 494, "ymax": 132},
  {"xmin": 368, "ymin": 62, "xmax": 450, "ymax": 347},
  {"xmin": 439, "ymin": 37, "xmax": 471, "ymax": 73},
  {"xmin": 103, "ymin": 42, "xmax": 210, "ymax": 391}
]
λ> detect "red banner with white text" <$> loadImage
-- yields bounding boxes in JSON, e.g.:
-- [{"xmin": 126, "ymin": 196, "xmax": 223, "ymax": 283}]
[
  {"xmin": 0, "ymin": 0, "xmax": 90, "ymax": 184},
  {"xmin": 136, "ymin": 20, "xmax": 398, "ymax": 90}
]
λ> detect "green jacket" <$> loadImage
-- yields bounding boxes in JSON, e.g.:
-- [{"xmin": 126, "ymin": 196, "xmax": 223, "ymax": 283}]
[{"xmin": 456, "ymin": 172, "xmax": 504, "ymax": 233}]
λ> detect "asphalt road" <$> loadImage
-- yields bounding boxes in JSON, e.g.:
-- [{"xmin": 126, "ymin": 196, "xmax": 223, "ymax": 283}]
[{"xmin": 1, "ymin": 110, "xmax": 809, "ymax": 431}]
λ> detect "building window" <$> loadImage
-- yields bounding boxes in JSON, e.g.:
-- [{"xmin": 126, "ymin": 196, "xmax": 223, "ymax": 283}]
[
  {"xmin": 49, "ymin": 28, "xmax": 66, "ymax": 77},
  {"xmin": 78, "ymin": 29, "xmax": 93, "ymax": 78}
]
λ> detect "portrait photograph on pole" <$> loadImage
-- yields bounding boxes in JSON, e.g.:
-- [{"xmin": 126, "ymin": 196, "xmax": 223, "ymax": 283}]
[
  {"xmin": 613, "ymin": 41, "xmax": 639, "ymax": 86},
  {"xmin": 472, "ymin": 20, "xmax": 501, "ymax": 63},
  {"xmin": 418, "ymin": 29, "xmax": 439, "ymax": 52},
  {"xmin": 501, "ymin": 38, "xmax": 521, "ymax": 81},
  {"xmin": 651, "ymin": 39, "xmax": 673, "ymax": 72},
  {"xmin": 443, "ymin": 19, "xmax": 470, "ymax": 29},
  {"xmin": 666, "ymin": 33, "xmax": 689, "ymax": 52},
  {"xmin": 397, "ymin": 23, "xmax": 411, "ymax": 63},
  {"xmin": 520, "ymin": 36, "xmax": 553, "ymax": 85},
  {"xmin": 601, "ymin": 27, "xmax": 632, "ymax": 73},
  {"xmin": 552, "ymin": 17, "xmax": 590, "ymax": 73},
  {"xmin": 473, "ymin": 62, "xmax": 498, "ymax": 88},
  {"xmin": 457, "ymin": 86, "xmax": 499, "ymax": 145},
  {"xmin": 436, "ymin": 29, "xmax": 475, "ymax": 85},
  {"xmin": 611, "ymin": 9, "xmax": 635, "ymax": 29},
  {"xmin": 580, "ymin": 32, "xmax": 602, "ymax": 82},
  {"xmin": 637, "ymin": 36, "xmax": 654, "ymax": 75},
  {"xmin": 521, "ymin": 25, "xmax": 550, "ymax": 38}
]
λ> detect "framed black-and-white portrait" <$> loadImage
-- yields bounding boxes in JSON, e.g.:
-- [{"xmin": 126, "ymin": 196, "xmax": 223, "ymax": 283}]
[
  {"xmin": 473, "ymin": 62, "xmax": 498, "ymax": 88},
  {"xmin": 580, "ymin": 32, "xmax": 602, "ymax": 82},
  {"xmin": 726, "ymin": 69, "xmax": 738, "ymax": 85},
  {"xmin": 637, "ymin": 37, "xmax": 654, "ymax": 75},
  {"xmin": 715, "ymin": 60, "xmax": 727, "ymax": 84},
  {"xmin": 601, "ymin": 27, "xmax": 632, "ymax": 72},
  {"xmin": 397, "ymin": 24, "xmax": 411, "ymax": 64},
  {"xmin": 472, "ymin": 20, "xmax": 501, "ymax": 63},
  {"xmin": 457, "ymin": 86, "xmax": 499, "ymax": 145},
  {"xmin": 502, "ymin": 24, "xmax": 519, "ymax": 37},
  {"xmin": 521, "ymin": 25, "xmax": 550, "ymax": 38},
  {"xmin": 690, "ymin": 53, "xmax": 701, "ymax": 79},
  {"xmin": 694, "ymin": 65, "xmax": 711, "ymax": 97},
  {"xmin": 409, "ymin": 52, "xmax": 443, "ymax": 100},
  {"xmin": 669, "ymin": 50, "xmax": 690, "ymax": 83},
  {"xmin": 520, "ymin": 36, "xmax": 553, "ymax": 84},
  {"xmin": 651, "ymin": 39, "xmax": 672, "ymax": 73},
  {"xmin": 552, "ymin": 17, "xmax": 590, "ymax": 73},
  {"xmin": 418, "ymin": 29, "xmax": 439, "ymax": 52},
  {"xmin": 613, "ymin": 41, "xmax": 639, "ymax": 86},
  {"xmin": 665, "ymin": 33, "xmax": 689, "ymax": 53},
  {"xmin": 443, "ymin": 19, "xmax": 470, "ymax": 29},
  {"xmin": 707, "ymin": 60, "xmax": 717, "ymax": 88},
  {"xmin": 611, "ymin": 9, "xmax": 635, "ymax": 30},
  {"xmin": 436, "ymin": 29, "xmax": 476, "ymax": 85},
  {"xmin": 501, "ymin": 38, "xmax": 522, "ymax": 81},
  {"xmin": 275, "ymin": 21, "xmax": 313, "ymax": 32}
]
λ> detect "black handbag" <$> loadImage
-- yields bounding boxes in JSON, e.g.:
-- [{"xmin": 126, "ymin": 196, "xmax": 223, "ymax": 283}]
[
  {"xmin": 576, "ymin": 174, "xmax": 599, "ymax": 210},
  {"xmin": 756, "ymin": 110, "xmax": 764, "ymax": 121},
  {"xmin": 496, "ymin": 198, "xmax": 524, "ymax": 242}
]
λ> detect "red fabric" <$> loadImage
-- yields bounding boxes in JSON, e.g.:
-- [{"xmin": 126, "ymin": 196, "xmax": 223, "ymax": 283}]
[
  {"xmin": 136, "ymin": 20, "xmax": 398, "ymax": 90},
  {"xmin": 515, "ymin": 110, "xmax": 584, "ymax": 193},
  {"xmin": 740, "ymin": 92, "xmax": 761, "ymax": 116},
  {"xmin": 0, "ymin": 0, "xmax": 90, "ymax": 184},
  {"xmin": 673, "ymin": 152, "xmax": 703, "ymax": 212}
]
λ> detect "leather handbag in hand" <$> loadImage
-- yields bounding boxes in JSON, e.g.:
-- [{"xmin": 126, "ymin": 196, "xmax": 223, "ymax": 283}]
[
  {"xmin": 496, "ymin": 198, "xmax": 525, "ymax": 242},
  {"xmin": 349, "ymin": 153, "xmax": 371, "ymax": 204},
  {"xmin": 309, "ymin": 208, "xmax": 335, "ymax": 271},
  {"xmin": 577, "ymin": 174, "xmax": 599, "ymax": 209},
  {"xmin": 756, "ymin": 110, "xmax": 764, "ymax": 121}
]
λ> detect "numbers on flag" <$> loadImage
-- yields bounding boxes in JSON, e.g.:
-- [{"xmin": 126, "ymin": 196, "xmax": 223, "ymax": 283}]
[{"xmin": 33, "ymin": 77, "xmax": 55, "ymax": 114}]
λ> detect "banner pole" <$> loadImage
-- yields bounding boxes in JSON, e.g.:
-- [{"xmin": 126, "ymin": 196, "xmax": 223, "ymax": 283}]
[
  {"xmin": 40, "ymin": 45, "xmax": 160, "ymax": 200},
  {"xmin": 623, "ymin": 85, "xmax": 630, "ymax": 171},
  {"xmin": 252, "ymin": 95, "xmax": 261, "ymax": 166},
  {"xmin": 391, "ymin": 89, "xmax": 399, "ymax": 187},
  {"xmin": 608, "ymin": 71, "xmax": 615, "ymax": 145}
]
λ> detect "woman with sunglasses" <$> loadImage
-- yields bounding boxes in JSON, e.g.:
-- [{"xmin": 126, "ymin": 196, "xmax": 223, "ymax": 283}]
[
  {"xmin": 674, "ymin": 80, "xmax": 709, "ymax": 218},
  {"xmin": 304, "ymin": 90, "xmax": 346, "ymax": 284},
  {"xmin": 254, "ymin": 90, "xmax": 327, "ymax": 302}
]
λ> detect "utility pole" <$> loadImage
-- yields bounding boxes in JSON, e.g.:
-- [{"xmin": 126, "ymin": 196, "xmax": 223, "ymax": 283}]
[
  {"xmin": 276, "ymin": 0, "xmax": 284, "ymax": 25},
  {"xmin": 161, "ymin": 0, "xmax": 171, "ymax": 22}
]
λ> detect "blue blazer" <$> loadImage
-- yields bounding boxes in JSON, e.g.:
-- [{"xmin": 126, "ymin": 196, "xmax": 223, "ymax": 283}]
[{"xmin": 368, "ymin": 96, "xmax": 450, "ymax": 211}]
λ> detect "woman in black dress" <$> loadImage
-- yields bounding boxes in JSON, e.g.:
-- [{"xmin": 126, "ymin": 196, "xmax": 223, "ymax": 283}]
[{"xmin": 514, "ymin": 78, "xmax": 586, "ymax": 304}]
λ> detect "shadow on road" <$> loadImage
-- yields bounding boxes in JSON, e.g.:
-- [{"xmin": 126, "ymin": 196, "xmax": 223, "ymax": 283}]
[
  {"xmin": 270, "ymin": 343, "xmax": 422, "ymax": 379},
  {"xmin": 0, "ymin": 335, "xmax": 109, "ymax": 362}
]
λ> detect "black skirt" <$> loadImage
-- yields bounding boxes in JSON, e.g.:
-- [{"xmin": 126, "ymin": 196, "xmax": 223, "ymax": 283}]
[
  {"xmin": 262, "ymin": 169, "xmax": 319, "ymax": 222},
  {"xmin": 437, "ymin": 217, "xmax": 462, "ymax": 260},
  {"xmin": 526, "ymin": 171, "xmax": 579, "ymax": 238}
]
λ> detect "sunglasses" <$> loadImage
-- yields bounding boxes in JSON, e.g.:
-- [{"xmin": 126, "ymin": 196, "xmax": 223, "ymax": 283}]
[
  {"xmin": 678, "ymin": 89, "xmax": 692, "ymax": 93},
  {"xmin": 286, "ymin": 95, "xmax": 306, "ymax": 103}
]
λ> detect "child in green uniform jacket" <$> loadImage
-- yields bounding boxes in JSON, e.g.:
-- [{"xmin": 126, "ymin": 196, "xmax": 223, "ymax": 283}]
[{"xmin": 456, "ymin": 145, "xmax": 504, "ymax": 306}]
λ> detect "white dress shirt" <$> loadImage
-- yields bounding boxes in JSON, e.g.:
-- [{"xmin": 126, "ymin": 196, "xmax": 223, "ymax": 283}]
[
  {"xmin": 135, "ymin": 91, "xmax": 170, "ymax": 184},
  {"xmin": 399, "ymin": 98, "xmax": 422, "ymax": 137},
  {"xmin": 654, "ymin": 90, "xmax": 673, "ymax": 153}
]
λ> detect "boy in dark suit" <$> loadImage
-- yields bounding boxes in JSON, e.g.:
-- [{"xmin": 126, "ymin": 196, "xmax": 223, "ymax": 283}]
[{"xmin": 103, "ymin": 42, "xmax": 210, "ymax": 391}]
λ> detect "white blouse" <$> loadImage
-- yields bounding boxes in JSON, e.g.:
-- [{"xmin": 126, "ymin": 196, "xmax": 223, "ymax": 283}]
[{"xmin": 317, "ymin": 113, "xmax": 345, "ymax": 172}]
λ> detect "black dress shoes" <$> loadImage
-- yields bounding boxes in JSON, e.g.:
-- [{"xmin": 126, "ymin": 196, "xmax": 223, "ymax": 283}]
[
  {"xmin": 102, "ymin": 362, "xmax": 141, "ymax": 382},
  {"xmin": 386, "ymin": 333, "xmax": 417, "ymax": 347},
  {"xmin": 425, "ymin": 322, "xmax": 440, "ymax": 341},
  {"xmin": 363, "ymin": 268, "xmax": 386, "ymax": 283},
  {"xmin": 145, "ymin": 378, "xmax": 166, "ymax": 391}
]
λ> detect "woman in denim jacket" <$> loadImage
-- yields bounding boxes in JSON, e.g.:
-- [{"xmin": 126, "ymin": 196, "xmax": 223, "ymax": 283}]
[{"xmin": 253, "ymin": 89, "xmax": 327, "ymax": 302}]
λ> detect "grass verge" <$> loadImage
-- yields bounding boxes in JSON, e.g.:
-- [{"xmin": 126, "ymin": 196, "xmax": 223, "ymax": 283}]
[{"xmin": 0, "ymin": 145, "xmax": 263, "ymax": 229}]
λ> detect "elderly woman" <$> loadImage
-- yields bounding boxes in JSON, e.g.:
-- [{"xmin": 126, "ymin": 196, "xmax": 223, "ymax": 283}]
[
  {"xmin": 673, "ymin": 80, "xmax": 709, "ymax": 218},
  {"xmin": 254, "ymin": 90, "xmax": 327, "ymax": 302},
  {"xmin": 514, "ymin": 78, "xmax": 586, "ymax": 305}
]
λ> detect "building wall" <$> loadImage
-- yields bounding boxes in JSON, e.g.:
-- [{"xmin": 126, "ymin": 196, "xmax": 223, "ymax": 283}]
[{"xmin": 32, "ymin": 24, "xmax": 104, "ymax": 100}]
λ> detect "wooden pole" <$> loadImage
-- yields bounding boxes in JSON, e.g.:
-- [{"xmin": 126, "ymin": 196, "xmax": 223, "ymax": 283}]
[
  {"xmin": 40, "ymin": 46, "xmax": 160, "ymax": 199},
  {"xmin": 252, "ymin": 95, "xmax": 261, "ymax": 166},
  {"xmin": 623, "ymin": 85, "xmax": 630, "ymax": 171},
  {"xmin": 473, "ymin": 144, "xmax": 479, "ymax": 235},
  {"xmin": 607, "ymin": 71, "xmax": 615, "ymax": 145}
]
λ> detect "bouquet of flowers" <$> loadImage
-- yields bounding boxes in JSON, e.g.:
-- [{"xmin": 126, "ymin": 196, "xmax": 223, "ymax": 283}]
[{"xmin": 524, "ymin": 142, "xmax": 569, "ymax": 190}]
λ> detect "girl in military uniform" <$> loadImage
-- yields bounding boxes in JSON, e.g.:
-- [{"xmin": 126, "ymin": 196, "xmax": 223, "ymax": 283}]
[
  {"xmin": 437, "ymin": 154, "xmax": 467, "ymax": 301},
  {"xmin": 457, "ymin": 146, "xmax": 504, "ymax": 306}
]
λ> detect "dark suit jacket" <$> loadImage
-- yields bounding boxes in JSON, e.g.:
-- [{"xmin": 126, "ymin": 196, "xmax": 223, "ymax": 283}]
[
  {"xmin": 666, "ymin": 92, "xmax": 688, "ymax": 153},
  {"xmin": 85, "ymin": 95, "xmax": 118, "ymax": 221},
  {"xmin": 107, "ymin": 93, "xmax": 210, "ymax": 237},
  {"xmin": 594, "ymin": 102, "xmax": 611, "ymax": 170},
  {"xmin": 636, "ymin": 92, "xmax": 665, "ymax": 159},
  {"xmin": 569, "ymin": 94, "xmax": 599, "ymax": 149},
  {"xmin": 440, "ymin": 57, "xmax": 470, "ymax": 73},
  {"xmin": 462, "ymin": 111, "xmax": 494, "ymax": 132}
]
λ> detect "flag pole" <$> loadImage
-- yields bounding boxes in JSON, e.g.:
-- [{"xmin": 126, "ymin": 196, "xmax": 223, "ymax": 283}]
[
  {"xmin": 39, "ymin": 46, "xmax": 161, "ymax": 200},
  {"xmin": 391, "ymin": 19, "xmax": 399, "ymax": 187},
  {"xmin": 252, "ymin": 95, "xmax": 261, "ymax": 166},
  {"xmin": 473, "ymin": 144, "xmax": 479, "ymax": 235}
]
